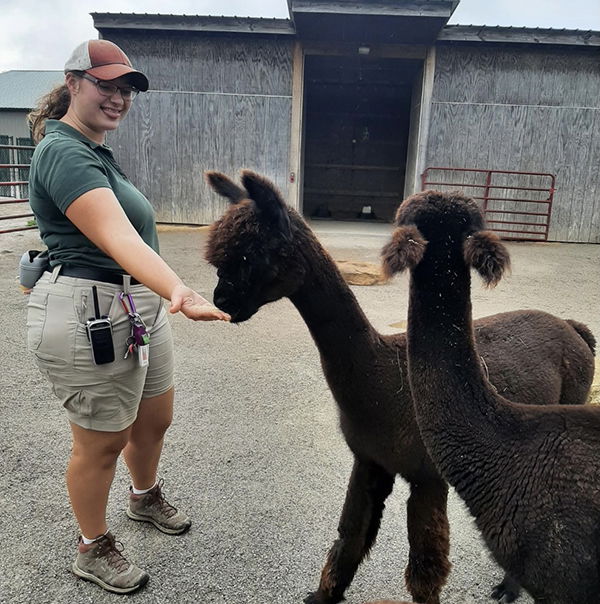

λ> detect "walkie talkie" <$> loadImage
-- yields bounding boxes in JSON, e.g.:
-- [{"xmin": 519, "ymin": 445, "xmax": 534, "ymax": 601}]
[{"xmin": 86, "ymin": 285, "xmax": 115, "ymax": 365}]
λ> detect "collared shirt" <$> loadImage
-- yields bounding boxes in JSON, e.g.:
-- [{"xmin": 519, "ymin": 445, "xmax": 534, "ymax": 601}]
[{"xmin": 28, "ymin": 119, "xmax": 159, "ymax": 271}]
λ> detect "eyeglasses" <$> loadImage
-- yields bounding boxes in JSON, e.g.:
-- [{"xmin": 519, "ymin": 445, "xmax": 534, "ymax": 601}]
[{"xmin": 80, "ymin": 73, "xmax": 139, "ymax": 100}]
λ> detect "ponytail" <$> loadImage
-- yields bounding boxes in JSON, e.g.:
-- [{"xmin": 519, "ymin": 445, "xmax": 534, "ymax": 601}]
[{"xmin": 27, "ymin": 81, "xmax": 71, "ymax": 143}]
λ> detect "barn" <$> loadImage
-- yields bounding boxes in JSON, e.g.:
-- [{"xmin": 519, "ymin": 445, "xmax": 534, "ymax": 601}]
[
  {"xmin": 92, "ymin": 0, "xmax": 600, "ymax": 243},
  {"xmin": 0, "ymin": 70, "xmax": 64, "ymax": 142}
]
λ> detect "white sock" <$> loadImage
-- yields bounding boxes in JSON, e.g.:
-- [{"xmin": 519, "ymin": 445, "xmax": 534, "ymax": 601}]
[
  {"xmin": 82, "ymin": 530, "xmax": 108, "ymax": 545},
  {"xmin": 132, "ymin": 481, "xmax": 157, "ymax": 495}
]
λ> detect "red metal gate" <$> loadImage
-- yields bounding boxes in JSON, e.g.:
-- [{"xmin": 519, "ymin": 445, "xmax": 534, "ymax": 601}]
[
  {"xmin": 0, "ymin": 142, "xmax": 36, "ymax": 234},
  {"xmin": 421, "ymin": 167, "xmax": 555, "ymax": 241}
]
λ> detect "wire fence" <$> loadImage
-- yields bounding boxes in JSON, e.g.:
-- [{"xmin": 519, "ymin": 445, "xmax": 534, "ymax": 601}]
[
  {"xmin": 0, "ymin": 138, "xmax": 36, "ymax": 234},
  {"xmin": 421, "ymin": 166, "xmax": 555, "ymax": 241}
]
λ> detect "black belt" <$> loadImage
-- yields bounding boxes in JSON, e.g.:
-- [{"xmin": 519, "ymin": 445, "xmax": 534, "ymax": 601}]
[{"xmin": 60, "ymin": 265, "xmax": 140, "ymax": 286}]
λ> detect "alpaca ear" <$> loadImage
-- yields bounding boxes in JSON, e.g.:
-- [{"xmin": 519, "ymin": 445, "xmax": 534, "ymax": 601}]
[
  {"xmin": 463, "ymin": 230, "xmax": 510, "ymax": 287},
  {"xmin": 381, "ymin": 225, "xmax": 427, "ymax": 279},
  {"xmin": 205, "ymin": 171, "xmax": 248, "ymax": 204},
  {"xmin": 241, "ymin": 170, "xmax": 292, "ymax": 240}
]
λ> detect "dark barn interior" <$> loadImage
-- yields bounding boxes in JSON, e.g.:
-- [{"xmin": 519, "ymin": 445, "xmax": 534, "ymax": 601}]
[{"xmin": 302, "ymin": 54, "xmax": 421, "ymax": 221}]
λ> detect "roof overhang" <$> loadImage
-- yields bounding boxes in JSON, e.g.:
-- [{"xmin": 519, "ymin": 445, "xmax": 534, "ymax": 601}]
[
  {"xmin": 287, "ymin": 0, "xmax": 460, "ymax": 44},
  {"xmin": 439, "ymin": 25, "xmax": 600, "ymax": 47},
  {"xmin": 91, "ymin": 13, "xmax": 295, "ymax": 36}
]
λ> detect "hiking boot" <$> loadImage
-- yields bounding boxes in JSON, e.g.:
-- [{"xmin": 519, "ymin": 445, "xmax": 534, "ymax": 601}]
[
  {"xmin": 127, "ymin": 479, "xmax": 192, "ymax": 535},
  {"xmin": 72, "ymin": 532, "xmax": 149, "ymax": 594}
]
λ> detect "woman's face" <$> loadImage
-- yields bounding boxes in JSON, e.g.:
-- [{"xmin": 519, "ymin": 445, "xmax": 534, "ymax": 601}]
[{"xmin": 66, "ymin": 73, "xmax": 134, "ymax": 138}]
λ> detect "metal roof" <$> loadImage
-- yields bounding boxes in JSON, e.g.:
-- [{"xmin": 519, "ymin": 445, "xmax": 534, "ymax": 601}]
[
  {"xmin": 288, "ymin": 0, "xmax": 460, "ymax": 18},
  {"xmin": 91, "ymin": 12, "xmax": 600, "ymax": 48},
  {"xmin": 0, "ymin": 70, "xmax": 64, "ymax": 110},
  {"xmin": 440, "ymin": 24, "xmax": 600, "ymax": 46},
  {"xmin": 91, "ymin": 13, "xmax": 295, "ymax": 35}
]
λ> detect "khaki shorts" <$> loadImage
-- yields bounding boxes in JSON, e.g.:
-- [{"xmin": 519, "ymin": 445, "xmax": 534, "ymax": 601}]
[{"xmin": 26, "ymin": 269, "xmax": 174, "ymax": 432}]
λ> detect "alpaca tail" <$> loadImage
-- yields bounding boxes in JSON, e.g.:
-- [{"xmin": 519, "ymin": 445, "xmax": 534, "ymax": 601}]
[{"xmin": 566, "ymin": 320, "xmax": 596, "ymax": 355}]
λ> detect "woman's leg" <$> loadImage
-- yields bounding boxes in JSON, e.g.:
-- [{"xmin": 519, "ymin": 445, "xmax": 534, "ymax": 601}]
[
  {"xmin": 122, "ymin": 387, "xmax": 174, "ymax": 489},
  {"xmin": 67, "ymin": 422, "xmax": 131, "ymax": 538},
  {"xmin": 68, "ymin": 421, "xmax": 149, "ymax": 594},
  {"xmin": 122, "ymin": 386, "xmax": 190, "ymax": 534}
]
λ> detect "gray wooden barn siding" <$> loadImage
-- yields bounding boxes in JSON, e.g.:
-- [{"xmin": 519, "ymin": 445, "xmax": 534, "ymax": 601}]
[
  {"xmin": 103, "ymin": 32, "xmax": 294, "ymax": 224},
  {"xmin": 0, "ymin": 111, "xmax": 31, "ymax": 140},
  {"xmin": 426, "ymin": 45, "xmax": 600, "ymax": 243}
]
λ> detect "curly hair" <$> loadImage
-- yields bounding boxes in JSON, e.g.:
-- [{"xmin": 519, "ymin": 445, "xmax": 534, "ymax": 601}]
[{"xmin": 27, "ymin": 77, "xmax": 72, "ymax": 143}]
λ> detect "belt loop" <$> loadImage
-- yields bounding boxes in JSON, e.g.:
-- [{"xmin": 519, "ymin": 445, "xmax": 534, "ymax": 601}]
[
  {"xmin": 122, "ymin": 274, "xmax": 131, "ymax": 294},
  {"xmin": 49, "ymin": 264, "xmax": 62, "ymax": 284}
]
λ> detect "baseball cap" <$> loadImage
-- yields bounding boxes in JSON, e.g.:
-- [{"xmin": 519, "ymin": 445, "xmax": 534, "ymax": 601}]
[{"xmin": 64, "ymin": 39, "xmax": 149, "ymax": 92}]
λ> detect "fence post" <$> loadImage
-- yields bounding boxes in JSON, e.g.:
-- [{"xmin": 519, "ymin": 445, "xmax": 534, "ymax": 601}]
[{"xmin": 482, "ymin": 170, "xmax": 492, "ymax": 214}]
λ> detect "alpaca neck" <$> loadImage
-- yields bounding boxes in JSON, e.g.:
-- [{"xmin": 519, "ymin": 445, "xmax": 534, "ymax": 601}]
[
  {"xmin": 289, "ymin": 238, "xmax": 377, "ymax": 362},
  {"xmin": 409, "ymin": 255, "xmax": 482, "ymax": 376},
  {"xmin": 407, "ymin": 243, "xmax": 508, "ymax": 491}
]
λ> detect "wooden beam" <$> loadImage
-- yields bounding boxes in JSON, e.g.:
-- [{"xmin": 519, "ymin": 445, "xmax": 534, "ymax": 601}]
[
  {"xmin": 405, "ymin": 45, "xmax": 436, "ymax": 196},
  {"xmin": 303, "ymin": 41, "xmax": 428, "ymax": 58},
  {"xmin": 288, "ymin": 41, "xmax": 305, "ymax": 211}
]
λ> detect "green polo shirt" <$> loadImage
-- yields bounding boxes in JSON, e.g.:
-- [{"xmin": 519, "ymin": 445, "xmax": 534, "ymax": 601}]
[{"xmin": 28, "ymin": 119, "xmax": 159, "ymax": 271}]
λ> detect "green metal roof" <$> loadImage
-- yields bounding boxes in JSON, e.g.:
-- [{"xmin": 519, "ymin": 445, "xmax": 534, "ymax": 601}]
[{"xmin": 0, "ymin": 70, "xmax": 64, "ymax": 110}]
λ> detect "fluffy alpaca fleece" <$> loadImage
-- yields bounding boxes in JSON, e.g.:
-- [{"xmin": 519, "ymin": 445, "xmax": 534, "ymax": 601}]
[
  {"xmin": 382, "ymin": 189, "xmax": 600, "ymax": 604},
  {"xmin": 205, "ymin": 172, "xmax": 595, "ymax": 604}
]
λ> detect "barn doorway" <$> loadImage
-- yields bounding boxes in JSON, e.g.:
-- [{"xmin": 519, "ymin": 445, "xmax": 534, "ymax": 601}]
[{"xmin": 302, "ymin": 53, "xmax": 422, "ymax": 222}]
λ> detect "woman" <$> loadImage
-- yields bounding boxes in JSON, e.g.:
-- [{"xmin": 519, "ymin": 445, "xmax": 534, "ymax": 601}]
[{"xmin": 26, "ymin": 39, "xmax": 229, "ymax": 594}]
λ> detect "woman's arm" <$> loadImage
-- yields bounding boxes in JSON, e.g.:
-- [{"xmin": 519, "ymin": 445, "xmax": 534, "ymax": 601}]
[{"xmin": 65, "ymin": 187, "xmax": 229, "ymax": 322}]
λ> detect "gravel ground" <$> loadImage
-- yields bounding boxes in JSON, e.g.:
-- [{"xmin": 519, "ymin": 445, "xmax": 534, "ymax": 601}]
[{"xmin": 0, "ymin": 223, "xmax": 598, "ymax": 604}]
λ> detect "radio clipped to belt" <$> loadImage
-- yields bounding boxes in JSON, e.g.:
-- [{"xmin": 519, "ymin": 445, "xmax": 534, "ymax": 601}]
[{"xmin": 119, "ymin": 290, "xmax": 150, "ymax": 367}]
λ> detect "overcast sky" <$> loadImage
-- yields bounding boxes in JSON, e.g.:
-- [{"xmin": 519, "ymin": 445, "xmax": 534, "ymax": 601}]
[{"xmin": 1, "ymin": 0, "xmax": 599, "ymax": 73}]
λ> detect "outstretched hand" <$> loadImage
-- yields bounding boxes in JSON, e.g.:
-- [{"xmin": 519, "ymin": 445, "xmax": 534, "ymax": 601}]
[{"xmin": 169, "ymin": 284, "xmax": 231, "ymax": 322}]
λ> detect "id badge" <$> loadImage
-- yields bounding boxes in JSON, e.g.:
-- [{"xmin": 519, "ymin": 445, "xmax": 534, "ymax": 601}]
[{"xmin": 137, "ymin": 343, "xmax": 149, "ymax": 367}]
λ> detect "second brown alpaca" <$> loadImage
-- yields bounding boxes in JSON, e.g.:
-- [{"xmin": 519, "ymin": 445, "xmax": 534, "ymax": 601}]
[
  {"xmin": 205, "ymin": 171, "xmax": 595, "ymax": 604},
  {"xmin": 382, "ymin": 189, "xmax": 600, "ymax": 603}
]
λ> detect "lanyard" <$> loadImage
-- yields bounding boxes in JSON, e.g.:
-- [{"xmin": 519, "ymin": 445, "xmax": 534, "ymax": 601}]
[
  {"xmin": 119, "ymin": 292, "xmax": 150, "ymax": 350},
  {"xmin": 119, "ymin": 291, "xmax": 138, "ymax": 317}
]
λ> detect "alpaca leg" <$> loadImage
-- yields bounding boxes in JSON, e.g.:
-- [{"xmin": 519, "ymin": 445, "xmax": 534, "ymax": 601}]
[
  {"xmin": 304, "ymin": 459, "xmax": 394, "ymax": 604},
  {"xmin": 404, "ymin": 477, "xmax": 450, "ymax": 604},
  {"xmin": 491, "ymin": 573, "xmax": 521, "ymax": 603}
]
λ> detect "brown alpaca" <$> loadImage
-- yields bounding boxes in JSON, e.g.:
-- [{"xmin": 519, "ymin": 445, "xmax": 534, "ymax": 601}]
[
  {"xmin": 205, "ymin": 172, "xmax": 595, "ymax": 604},
  {"xmin": 382, "ymin": 190, "xmax": 600, "ymax": 604}
]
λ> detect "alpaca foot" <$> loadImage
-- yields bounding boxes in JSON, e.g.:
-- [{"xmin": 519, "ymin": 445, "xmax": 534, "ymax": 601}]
[
  {"xmin": 491, "ymin": 574, "xmax": 521, "ymax": 603},
  {"xmin": 303, "ymin": 590, "xmax": 343, "ymax": 604}
]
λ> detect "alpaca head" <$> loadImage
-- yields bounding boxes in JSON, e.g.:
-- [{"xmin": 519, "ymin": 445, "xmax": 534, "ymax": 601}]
[
  {"xmin": 205, "ymin": 170, "xmax": 306, "ymax": 322},
  {"xmin": 381, "ymin": 190, "xmax": 510, "ymax": 287}
]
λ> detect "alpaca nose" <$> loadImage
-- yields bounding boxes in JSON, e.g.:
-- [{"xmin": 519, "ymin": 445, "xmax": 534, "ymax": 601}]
[
  {"xmin": 214, "ymin": 293, "xmax": 228, "ymax": 309},
  {"xmin": 213, "ymin": 286, "xmax": 234, "ymax": 313}
]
